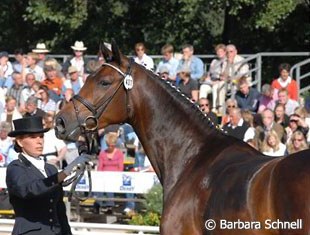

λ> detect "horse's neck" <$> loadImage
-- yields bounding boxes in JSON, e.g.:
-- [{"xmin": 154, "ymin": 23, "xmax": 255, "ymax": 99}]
[{"xmin": 129, "ymin": 75, "xmax": 215, "ymax": 190}]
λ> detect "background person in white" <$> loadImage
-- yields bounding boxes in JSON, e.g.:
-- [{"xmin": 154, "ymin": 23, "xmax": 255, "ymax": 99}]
[
  {"xmin": 133, "ymin": 42, "xmax": 154, "ymax": 71},
  {"xmin": 156, "ymin": 44, "xmax": 179, "ymax": 81}
]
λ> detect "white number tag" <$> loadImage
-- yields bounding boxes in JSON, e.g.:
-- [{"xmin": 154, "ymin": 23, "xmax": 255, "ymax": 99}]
[{"xmin": 124, "ymin": 75, "xmax": 133, "ymax": 90}]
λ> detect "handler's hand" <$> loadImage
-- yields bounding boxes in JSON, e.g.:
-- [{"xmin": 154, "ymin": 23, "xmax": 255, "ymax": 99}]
[{"xmin": 63, "ymin": 153, "xmax": 92, "ymax": 176}]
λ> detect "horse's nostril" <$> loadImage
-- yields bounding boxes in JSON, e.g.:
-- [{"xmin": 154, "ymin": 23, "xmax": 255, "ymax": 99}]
[{"xmin": 55, "ymin": 117, "xmax": 66, "ymax": 134}]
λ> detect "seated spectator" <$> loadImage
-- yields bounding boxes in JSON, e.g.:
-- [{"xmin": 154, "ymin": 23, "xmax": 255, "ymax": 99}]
[
  {"xmin": 62, "ymin": 41, "xmax": 88, "ymax": 79},
  {"xmin": 286, "ymin": 130, "xmax": 308, "ymax": 154},
  {"xmin": 133, "ymin": 42, "xmax": 154, "ymax": 71},
  {"xmin": 42, "ymin": 114, "xmax": 67, "ymax": 169},
  {"xmin": 32, "ymin": 42, "xmax": 50, "ymax": 68},
  {"xmin": 276, "ymin": 88, "xmax": 299, "ymax": 116},
  {"xmin": 95, "ymin": 132, "xmax": 124, "ymax": 213},
  {"xmin": 23, "ymin": 95, "xmax": 47, "ymax": 118},
  {"xmin": 12, "ymin": 48, "xmax": 26, "ymax": 73},
  {"xmin": 254, "ymin": 108, "xmax": 285, "ymax": 149},
  {"xmin": 62, "ymin": 66, "xmax": 84, "ymax": 95},
  {"xmin": 274, "ymin": 103, "xmax": 290, "ymax": 128},
  {"xmin": 177, "ymin": 44, "xmax": 204, "ymax": 81},
  {"xmin": 41, "ymin": 59, "xmax": 63, "ymax": 102},
  {"xmin": 19, "ymin": 73, "xmax": 37, "ymax": 113},
  {"xmin": 35, "ymin": 85, "xmax": 57, "ymax": 116},
  {"xmin": 271, "ymin": 63, "xmax": 298, "ymax": 101},
  {"xmin": 241, "ymin": 110, "xmax": 255, "ymax": 142},
  {"xmin": 198, "ymin": 98, "xmax": 218, "ymax": 125},
  {"xmin": 5, "ymin": 143, "xmax": 19, "ymax": 165},
  {"xmin": 0, "ymin": 96, "xmax": 23, "ymax": 128},
  {"xmin": 0, "ymin": 121, "xmax": 13, "ymax": 159},
  {"xmin": 23, "ymin": 52, "xmax": 45, "ymax": 82},
  {"xmin": 294, "ymin": 107, "xmax": 310, "ymax": 143},
  {"xmin": 257, "ymin": 84, "xmax": 276, "ymax": 113},
  {"xmin": 176, "ymin": 65, "xmax": 199, "ymax": 102},
  {"xmin": 235, "ymin": 77, "xmax": 261, "ymax": 113},
  {"xmin": 221, "ymin": 98, "xmax": 238, "ymax": 126},
  {"xmin": 260, "ymin": 130, "xmax": 286, "ymax": 157},
  {"xmin": 285, "ymin": 114, "xmax": 309, "ymax": 144},
  {"xmin": 223, "ymin": 44, "xmax": 251, "ymax": 87},
  {"xmin": 155, "ymin": 44, "xmax": 179, "ymax": 81},
  {"xmin": 199, "ymin": 44, "xmax": 227, "ymax": 115},
  {"xmin": 0, "ymin": 51, "xmax": 14, "ymax": 89},
  {"xmin": 222, "ymin": 107, "xmax": 252, "ymax": 141},
  {"xmin": 6, "ymin": 72, "xmax": 24, "ymax": 109}
]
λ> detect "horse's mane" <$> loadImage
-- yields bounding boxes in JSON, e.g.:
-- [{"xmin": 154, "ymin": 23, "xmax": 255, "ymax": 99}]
[{"xmin": 143, "ymin": 67, "xmax": 223, "ymax": 133}]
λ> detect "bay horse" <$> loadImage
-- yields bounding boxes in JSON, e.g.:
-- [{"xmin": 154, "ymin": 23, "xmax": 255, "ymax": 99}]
[{"xmin": 55, "ymin": 41, "xmax": 310, "ymax": 235}]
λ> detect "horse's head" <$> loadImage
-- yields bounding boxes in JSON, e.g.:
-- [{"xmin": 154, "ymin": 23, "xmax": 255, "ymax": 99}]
[{"xmin": 55, "ymin": 40, "xmax": 132, "ymax": 143}]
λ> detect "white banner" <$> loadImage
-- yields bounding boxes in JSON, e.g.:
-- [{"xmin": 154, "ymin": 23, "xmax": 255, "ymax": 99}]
[{"xmin": 0, "ymin": 168, "xmax": 160, "ymax": 194}]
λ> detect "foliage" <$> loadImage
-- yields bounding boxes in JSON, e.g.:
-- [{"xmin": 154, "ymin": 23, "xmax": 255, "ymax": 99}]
[
  {"xmin": 129, "ymin": 184, "xmax": 163, "ymax": 226},
  {"xmin": 0, "ymin": 0, "xmax": 308, "ymax": 57},
  {"xmin": 129, "ymin": 211, "xmax": 161, "ymax": 226},
  {"xmin": 143, "ymin": 184, "xmax": 163, "ymax": 214}
]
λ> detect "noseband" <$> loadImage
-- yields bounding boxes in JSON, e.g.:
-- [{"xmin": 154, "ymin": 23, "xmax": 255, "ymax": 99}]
[{"xmin": 64, "ymin": 61, "xmax": 133, "ymax": 201}]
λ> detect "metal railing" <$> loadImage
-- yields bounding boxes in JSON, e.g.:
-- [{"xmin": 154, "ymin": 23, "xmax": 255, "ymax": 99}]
[
  {"xmin": 0, "ymin": 219, "xmax": 159, "ymax": 235},
  {"xmin": 290, "ymin": 58, "xmax": 310, "ymax": 96}
]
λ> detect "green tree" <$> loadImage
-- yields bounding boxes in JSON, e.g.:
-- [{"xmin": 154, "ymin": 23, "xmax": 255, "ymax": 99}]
[{"xmin": 0, "ymin": 0, "xmax": 308, "ymax": 55}]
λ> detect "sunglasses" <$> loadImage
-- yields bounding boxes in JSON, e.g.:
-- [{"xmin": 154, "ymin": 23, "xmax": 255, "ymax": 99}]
[
  {"xmin": 136, "ymin": 48, "xmax": 144, "ymax": 51},
  {"xmin": 199, "ymin": 104, "xmax": 209, "ymax": 107},
  {"xmin": 227, "ymin": 105, "xmax": 236, "ymax": 108}
]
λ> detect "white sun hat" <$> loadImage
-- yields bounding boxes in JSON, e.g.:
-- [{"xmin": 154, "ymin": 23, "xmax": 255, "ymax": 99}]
[
  {"xmin": 32, "ymin": 43, "xmax": 50, "ymax": 53},
  {"xmin": 71, "ymin": 41, "xmax": 87, "ymax": 51}
]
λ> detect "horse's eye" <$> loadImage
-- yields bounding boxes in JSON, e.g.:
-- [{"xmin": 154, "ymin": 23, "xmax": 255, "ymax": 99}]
[{"xmin": 99, "ymin": 80, "xmax": 111, "ymax": 87}]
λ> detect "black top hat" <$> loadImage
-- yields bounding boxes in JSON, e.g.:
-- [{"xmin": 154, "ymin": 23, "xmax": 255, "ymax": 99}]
[{"xmin": 8, "ymin": 116, "xmax": 50, "ymax": 137}]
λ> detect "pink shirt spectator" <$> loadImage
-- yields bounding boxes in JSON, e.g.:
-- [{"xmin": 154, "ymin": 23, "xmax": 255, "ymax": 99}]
[
  {"xmin": 97, "ymin": 148, "xmax": 124, "ymax": 171},
  {"xmin": 258, "ymin": 96, "xmax": 276, "ymax": 113}
]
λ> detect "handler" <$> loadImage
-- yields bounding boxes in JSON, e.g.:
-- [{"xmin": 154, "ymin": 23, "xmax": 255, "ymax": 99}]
[{"xmin": 6, "ymin": 116, "xmax": 90, "ymax": 235}]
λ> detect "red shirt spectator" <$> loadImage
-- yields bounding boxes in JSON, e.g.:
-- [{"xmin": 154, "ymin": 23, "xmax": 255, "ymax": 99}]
[{"xmin": 271, "ymin": 63, "xmax": 298, "ymax": 101}]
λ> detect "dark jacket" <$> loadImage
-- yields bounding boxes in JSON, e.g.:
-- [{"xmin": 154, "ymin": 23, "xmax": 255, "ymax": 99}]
[
  {"xmin": 223, "ymin": 119, "xmax": 250, "ymax": 141},
  {"xmin": 23, "ymin": 108, "xmax": 47, "ymax": 118},
  {"xmin": 6, "ymin": 154, "xmax": 71, "ymax": 235},
  {"xmin": 235, "ymin": 87, "xmax": 261, "ymax": 113}
]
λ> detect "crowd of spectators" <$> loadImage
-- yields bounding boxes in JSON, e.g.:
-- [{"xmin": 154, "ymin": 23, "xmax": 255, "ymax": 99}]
[{"xmin": 0, "ymin": 40, "xmax": 309, "ymax": 215}]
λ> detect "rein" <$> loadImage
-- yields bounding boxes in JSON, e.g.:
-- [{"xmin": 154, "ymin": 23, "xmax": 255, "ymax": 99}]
[{"xmin": 64, "ymin": 60, "xmax": 133, "ymax": 201}]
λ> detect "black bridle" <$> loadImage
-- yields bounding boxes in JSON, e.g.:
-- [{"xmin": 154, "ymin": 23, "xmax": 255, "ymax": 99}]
[{"xmin": 64, "ymin": 60, "xmax": 133, "ymax": 201}]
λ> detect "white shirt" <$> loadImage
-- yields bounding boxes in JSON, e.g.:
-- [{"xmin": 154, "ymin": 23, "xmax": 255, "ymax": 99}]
[
  {"xmin": 25, "ymin": 65, "xmax": 45, "ymax": 82},
  {"xmin": 134, "ymin": 54, "xmax": 154, "ymax": 70},
  {"xmin": 43, "ymin": 129, "xmax": 66, "ymax": 161},
  {"xmin": 263, "ymin": 143, "xmax": 286, "ymax": 157},
  {"xmin": 23, "ymin": 153, "xmax": 47, "ymax": 177}
]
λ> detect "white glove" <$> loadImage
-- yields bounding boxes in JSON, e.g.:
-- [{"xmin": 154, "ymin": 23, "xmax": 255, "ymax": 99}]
[{"xmin": 63, "ymin": 153, "xmax": 92, "ymax": 175}]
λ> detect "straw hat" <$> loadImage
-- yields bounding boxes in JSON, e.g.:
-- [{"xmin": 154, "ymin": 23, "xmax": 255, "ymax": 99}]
[
  {"xmin": 71, "ymin": 41, "xmax": 87, "ymax": 51},
  {"xmin": 32, "ymin": 43, "xmax": 50, "ymax": 53},
  {"xmin": 68, "ymin": 66, "xmax": 78, "ymax": 74}
]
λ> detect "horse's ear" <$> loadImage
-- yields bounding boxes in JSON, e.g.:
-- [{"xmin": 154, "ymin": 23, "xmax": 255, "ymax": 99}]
[
  {"xmin": 111, "ymin": 39, "xmax": 122, "ymax": 65},
  {"xmin": 100, "ymin": 40, "xmax": 112, "ymax": 62}
]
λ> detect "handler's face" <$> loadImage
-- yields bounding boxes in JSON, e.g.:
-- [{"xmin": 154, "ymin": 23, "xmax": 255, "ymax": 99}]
[{"xmin": 17, "ymin": 133, "xmax": 44, "ymax": 158}]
